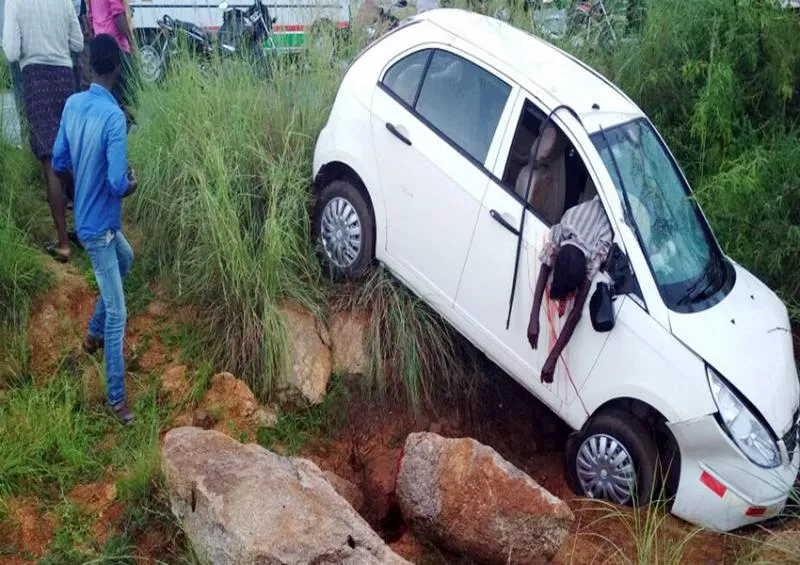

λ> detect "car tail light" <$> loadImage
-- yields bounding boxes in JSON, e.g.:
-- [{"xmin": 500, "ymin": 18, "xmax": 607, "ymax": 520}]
[{"xmin": 745, "ymin": 506, "xmax": 767, "ymax": 517}]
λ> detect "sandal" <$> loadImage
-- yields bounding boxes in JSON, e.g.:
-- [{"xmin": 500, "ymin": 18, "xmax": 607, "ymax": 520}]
[{"xmin": 44, "ymin": 242, "xmax": 70, "ymax": 263}]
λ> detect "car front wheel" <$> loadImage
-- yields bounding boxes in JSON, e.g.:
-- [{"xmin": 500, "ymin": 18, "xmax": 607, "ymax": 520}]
[
  {"xmin": 313, "ymin": 179, "xmax": 375, "ymax": 280},
  {"xmin": 566, "ymin": 409, "xmax": 659, "ymax": 506}
]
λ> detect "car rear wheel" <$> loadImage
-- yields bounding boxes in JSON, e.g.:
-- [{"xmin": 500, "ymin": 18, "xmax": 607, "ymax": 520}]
[
  {"xmin": 313, "ymin": 179, "xmax": 375, "ymax": 280},
  {"xmin": 566, "ymin": 410, "xmax": 658, "ymax": 506}
]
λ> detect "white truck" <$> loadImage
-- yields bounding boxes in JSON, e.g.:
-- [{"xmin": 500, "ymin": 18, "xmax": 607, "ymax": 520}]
[{"xmin": 129, "ymin": 0, "xmax": 352, "ymax": 51}]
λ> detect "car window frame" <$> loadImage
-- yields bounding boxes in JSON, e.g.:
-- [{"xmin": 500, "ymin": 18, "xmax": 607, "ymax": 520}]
[{"xmin": 377, "ymin": 45, "xmax": 515, "ymax": 173}]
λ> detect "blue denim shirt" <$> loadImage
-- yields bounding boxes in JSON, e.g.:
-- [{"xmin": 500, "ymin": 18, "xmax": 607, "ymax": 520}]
[{"xmin": 52, "ymin": 84, "xmax": 129, "ymax": 241}]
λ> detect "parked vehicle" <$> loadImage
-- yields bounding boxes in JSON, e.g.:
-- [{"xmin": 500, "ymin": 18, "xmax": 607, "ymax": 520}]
[
  {"xmin": 139, "ymin": 14, "xmax": 214, "ymax": 82},
  {"xmin": 531, "ymin": 0, "xmax": 627, "ymax": 46},
  {"xmin": 138, "ymin": 0, "xmax": 275, "ymax": 83},
  {"xmin": 365, "ymin": 0, "xmax": 415, "ymax": 42},
  {"xmin": 217, "ymin": 0, "xmax": 276, "ymax": 59},
  {"xmin": 312, "ymin": 9, "xmax": 800, "ymax": 531},
  {"xmin": 130, "ymin": 0, "xmax": 351, "ymax": 53}
]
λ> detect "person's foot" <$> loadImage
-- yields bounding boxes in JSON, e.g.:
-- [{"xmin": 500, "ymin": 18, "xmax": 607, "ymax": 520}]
[
  {"xmin": 44, "ymin": 242, "xmax": 70, "ymax": 263},
  {"xmin": 109, "ymin": 401, "xmax": 135, "ymax": 426},
  {"xmin": 82, "ymin": 334, "xmax": 104, "ymax": 355}
]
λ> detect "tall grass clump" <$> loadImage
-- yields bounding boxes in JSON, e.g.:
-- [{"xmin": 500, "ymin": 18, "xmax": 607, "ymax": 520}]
[
  {"xmin": 128, "ymin": 54, "xmax": 342, "ymax": 398},
  {"xmin": 340, "ymin": 268, "xmax": 479, "ymax": 409},
  {"xmin": 0, "ymin": 140, "xmax": 50, "ymax": 379},
  {"xmin": 568, "ymin": 0, "xmax": 800, "ymax": 315}
]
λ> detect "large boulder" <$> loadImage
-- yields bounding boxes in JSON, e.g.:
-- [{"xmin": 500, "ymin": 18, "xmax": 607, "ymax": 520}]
[
  {"xmin": 162, "ymin": 427, "xmax": 410, "ymax": 565},
  {"xmin": 397, "ymin": 433, "xmax": 574, "ymax": 565},
  {"xmin": 279, "ymin": 303, "xmax": 332, "ymax": 405},
  {"xmin": 329, "ymin": 309, "xmax": 370, "ymax": 375}
]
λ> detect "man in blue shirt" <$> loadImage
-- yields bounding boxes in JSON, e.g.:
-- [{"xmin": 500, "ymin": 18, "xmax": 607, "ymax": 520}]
[{"xmin": 52, "ymin": 34, "xmax": 137, "ymax": 425}]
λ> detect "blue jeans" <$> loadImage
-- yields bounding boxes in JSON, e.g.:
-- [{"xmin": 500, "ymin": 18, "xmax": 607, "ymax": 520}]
[{"xmin": 83, "ymin": 230, "xmax": 133, "ymax": 406}]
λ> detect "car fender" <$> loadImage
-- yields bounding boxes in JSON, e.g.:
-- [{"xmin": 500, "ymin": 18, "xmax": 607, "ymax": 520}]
[{"xmin": 565, "ymin": 297, "xmax": 717, "ymax": 429}]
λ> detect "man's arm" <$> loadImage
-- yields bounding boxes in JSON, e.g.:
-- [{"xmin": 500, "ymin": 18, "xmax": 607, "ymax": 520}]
[
  {"xmin": 52, "ymin": 110, "xmax": 73, "ymax": 176},
  {"xmin": 2, "ymin": 0, "xmax": 21, "ymax": 63},
  {"xmin": 540, "ymin": 278, "xmax": 592, "ymax": 383},
  {"xmin": 105, "ymin": 112, "xmax": 130, "ymax": 197},
  {"xmin": 67, "ymin": 0, "xmax": 84, "ymax": 53},
  {"xmin": 527, "ymin": 263, "xmax": 551, "ymax": 350},
  {"xmin": 112, "ymin": 1, "xmax": 135, "ymax": 52}
]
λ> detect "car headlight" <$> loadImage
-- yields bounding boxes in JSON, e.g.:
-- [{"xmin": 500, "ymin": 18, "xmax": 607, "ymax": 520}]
[{"xmin": 707, "ymin": 366, "xmax": 781, "ymax": 468}]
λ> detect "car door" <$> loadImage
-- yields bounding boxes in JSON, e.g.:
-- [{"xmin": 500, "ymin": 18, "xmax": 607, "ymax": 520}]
[
  {"xmin": 455, "ymin": 96, "xmax": 614, "ymax": 416},
  {"xmin": 370, "ymin": 48, "xmax": 513, "ymax": 309}
]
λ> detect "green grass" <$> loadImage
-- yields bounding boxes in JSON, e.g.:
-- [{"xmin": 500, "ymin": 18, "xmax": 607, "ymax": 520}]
[
  {"xmin": 0, "ymin": 54, "xmax": 10, "ymax": 91},
  {"xmin": 256, "ymin": 374, "xmax": 349, "ymax": 454}
]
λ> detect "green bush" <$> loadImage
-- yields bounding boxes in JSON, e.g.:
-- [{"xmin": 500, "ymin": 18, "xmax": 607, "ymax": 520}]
[{"xmin": 571, "ymin": 0, "xmax": 800, "ymax": 315}]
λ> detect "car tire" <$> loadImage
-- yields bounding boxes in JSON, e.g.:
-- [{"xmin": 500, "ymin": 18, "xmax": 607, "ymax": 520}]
[
  {"xmin": 566, "ymin": 409, "xmax": 659, "ymax": 506},
  {"xmin": 313, "ymin": 179, "xmax": 375, "ymax": 280}
]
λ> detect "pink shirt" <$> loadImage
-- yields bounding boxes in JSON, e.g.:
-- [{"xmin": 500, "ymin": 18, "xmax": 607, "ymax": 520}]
[{"xmin": 89, "ymin": 0, "xmax": 130, "ymax": 53}]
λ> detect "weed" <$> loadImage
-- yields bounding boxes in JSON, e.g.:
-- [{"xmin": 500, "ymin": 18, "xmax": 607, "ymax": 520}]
[{"xmin": 257, "ymin": 375, "xmax": 348, "ymax": 454}]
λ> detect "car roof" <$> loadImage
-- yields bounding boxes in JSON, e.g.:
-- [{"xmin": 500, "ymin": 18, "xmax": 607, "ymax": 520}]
[{"xmin": 415, "ymin": 9, "xmax": 643, "ymax": 130}]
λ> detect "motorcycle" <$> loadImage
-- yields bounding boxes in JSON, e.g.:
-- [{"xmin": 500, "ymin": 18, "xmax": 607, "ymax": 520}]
[
  {"xmin": 138, "ymin": 0, "xmax": 276, "ymax": 84},
  {"xmin": 366, "ymin": 0, "xmax": 412, "ymax": 43},
  {"xmin": 139, "ymin": 15, "xmax": 213, "ymax": 83},
  {"xmin": 530, "ymin": 0, "xmax": 629, "ymax": 48},
  {"xmin": 218, "ymin": 0, "xmax": 277, "ymax": 61}
]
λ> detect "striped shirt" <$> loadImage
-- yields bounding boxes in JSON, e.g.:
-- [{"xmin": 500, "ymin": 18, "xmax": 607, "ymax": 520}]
[
  {"xmin": 539, "ymin": 195, "xmax": 613, "ymax": 280},
  {"xmin": 2, "ymin": 0, "xmax": 83, "ymax": 69}
]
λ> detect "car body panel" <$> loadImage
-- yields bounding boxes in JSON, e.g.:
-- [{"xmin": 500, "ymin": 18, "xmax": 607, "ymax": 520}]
[{"xmin": 313, "ymin": 9, "xmax": 800, "ymax": 531}]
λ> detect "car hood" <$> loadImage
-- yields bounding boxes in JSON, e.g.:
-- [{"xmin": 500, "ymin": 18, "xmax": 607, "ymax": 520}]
[{"xmin": 669, "ymin": 263, "xmax": 799, "ymax": 435}]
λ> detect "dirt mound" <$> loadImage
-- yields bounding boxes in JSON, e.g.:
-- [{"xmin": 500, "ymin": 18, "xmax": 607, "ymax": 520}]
[
  {"xmin": 27, "ymin": 264, "xmax": 95, "ymax": 380},
  {"xmin": 0, "ymin": 499, "xmax": 57, "ymax": 558}
]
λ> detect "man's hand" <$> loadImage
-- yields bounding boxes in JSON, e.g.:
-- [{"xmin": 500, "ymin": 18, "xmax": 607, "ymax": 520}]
[
  {"xmin": 527, "ymin": 318, "xmax": 540, "ymax": 350},
  {"xmin": 124, "ymin": 168, "xmax": 138, "ymax": 197},
  {"xmin": 541, "ymin": 354, "xmax": 557, "ymax": 384}
]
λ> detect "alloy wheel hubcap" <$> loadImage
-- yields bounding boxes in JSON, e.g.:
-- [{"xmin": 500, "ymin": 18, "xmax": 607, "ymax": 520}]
[
  {"xmin": 140, "ymin": 47, "xmax": 161, "ymax": 82},
  {"xmin": 576, "ymin": 433, "xmax": 635, "ymax": 504},
  {"xmin": 321, "ymin": 197, "xmax": 362, "ymax": 269}
]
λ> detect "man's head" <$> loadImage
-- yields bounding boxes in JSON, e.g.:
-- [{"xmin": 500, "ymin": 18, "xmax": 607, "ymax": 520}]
[
  {"xmin": 90, "ymin": 34, "xmax": 123, "ymax": 83},
  {"xmin": 550, "ymin": 244, "xmax": 586, "ymax": 301}
]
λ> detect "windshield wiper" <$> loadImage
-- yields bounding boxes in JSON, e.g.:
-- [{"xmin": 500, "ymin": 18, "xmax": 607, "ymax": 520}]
[{"xmin": 678, "ymin": 256, "xmax": 723, "ymax": 305}]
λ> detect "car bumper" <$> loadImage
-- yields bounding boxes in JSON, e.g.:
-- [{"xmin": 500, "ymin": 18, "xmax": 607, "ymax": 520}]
[{"xmin": 668, "ymin": 415, "xmax": 799, "ymax": 532}]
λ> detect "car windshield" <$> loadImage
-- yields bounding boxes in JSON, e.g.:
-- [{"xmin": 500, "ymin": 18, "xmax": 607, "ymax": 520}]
[{"xmin": 592, "ymin": 119, "xmax": 726, "ymax": 309}]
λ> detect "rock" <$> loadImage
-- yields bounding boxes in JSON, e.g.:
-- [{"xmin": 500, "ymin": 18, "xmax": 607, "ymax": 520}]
[
  {"xmin": 162, "ymin": 427, "xmax": 410, "ymax": 565},
  {"xmin": 200, "ymin": 373, "xmax": 277, "ymax": 438},
  {"xmin": 279, "ymin": 303, "xmax": 332, "ymax": 405},
  {"xmin": 329, "ymin": 309, "xmax": 370, "ymax": 375},
  {"xmin": 397, "ymin": 433, "xmax": 573, "ymax": 565},
  {"xmin": 160, "ymin": 364, "xmax": 190, "ymax": 404},
  {"xmin": 324, "ymin": 471, "xmax": 366, "ymax": 513},
  {"xmin": 192, "ymin": 408, "xmax": 214, "ymax": 429},
  {"xmin": 253, "ymin": 407, "xmax": 278, "ymax": 429}
]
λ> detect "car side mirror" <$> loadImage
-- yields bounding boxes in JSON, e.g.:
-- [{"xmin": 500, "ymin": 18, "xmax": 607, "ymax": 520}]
[
  {"xmin": 590, "ymin": 282, "xmax": 615, "ymax": 332},
  {"xmin": 604, "ymin": 243, "xmax": 640, "ymax": 297}
]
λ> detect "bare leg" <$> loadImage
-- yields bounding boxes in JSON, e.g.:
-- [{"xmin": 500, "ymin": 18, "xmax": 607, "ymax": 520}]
[{"xmin": 43, "ymin": 160, "xmax": 70, "ymax": 256}]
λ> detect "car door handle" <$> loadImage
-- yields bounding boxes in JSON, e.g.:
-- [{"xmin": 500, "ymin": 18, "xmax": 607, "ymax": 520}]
[
  {"xmin": 490, "ymin": 209, "xmax": 520, "ymax": 236},
  {"xmin": 386, "ymin": 122, "xmax": 411, "ymax": 146}
]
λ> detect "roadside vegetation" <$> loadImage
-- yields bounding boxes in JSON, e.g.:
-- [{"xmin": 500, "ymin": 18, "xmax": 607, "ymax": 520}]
[{"xmin": 1, "ymin": 0, "xmax": 800, "ymax": 563}]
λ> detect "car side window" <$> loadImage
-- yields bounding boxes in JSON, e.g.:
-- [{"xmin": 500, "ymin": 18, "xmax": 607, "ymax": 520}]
[
  {"xmin": 381, "ymin": 49, "xmax": 432, "ymax": 107},
  {"xmin": 415, "ymin": 50, "xmax": 511, "ymax": 163},
  {"xmin": 501, "ymin": 99, "xmax": 598, "ymax": 226}
]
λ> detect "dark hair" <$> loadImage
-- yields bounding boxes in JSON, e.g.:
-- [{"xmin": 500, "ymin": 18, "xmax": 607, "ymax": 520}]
[
  {"xmin": 90, "ymin": 34, "xmax": 122, "ymax": 76},
  {"xmin": 550, "ymin": 244, "xmax": 586, "ymax": 300}
]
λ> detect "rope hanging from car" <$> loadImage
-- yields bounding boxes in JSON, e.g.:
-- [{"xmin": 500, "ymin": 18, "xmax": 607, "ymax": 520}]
[{"xmin": 506, "ymin": 104, "xmax": 582, "ymax": 330}]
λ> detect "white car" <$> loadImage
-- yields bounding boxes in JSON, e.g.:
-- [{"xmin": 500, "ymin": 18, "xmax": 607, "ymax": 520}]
[{"xmin": 312, "ymin": 9, "xmax": 800, "ymax": 531}]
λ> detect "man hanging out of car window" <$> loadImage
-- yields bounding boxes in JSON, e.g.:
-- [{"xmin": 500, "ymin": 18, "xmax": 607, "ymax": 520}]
[{"xmin": 528, "ymin": 194, "xmax": 612, "ymax": 383}]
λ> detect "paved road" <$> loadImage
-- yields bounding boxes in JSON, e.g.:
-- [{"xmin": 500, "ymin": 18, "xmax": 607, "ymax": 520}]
[{"xmin": 1, "ymin": 90, "xmax": 22, "ymax": 147}]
